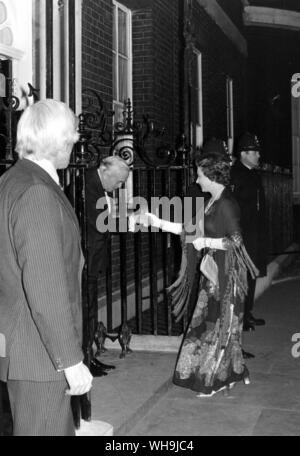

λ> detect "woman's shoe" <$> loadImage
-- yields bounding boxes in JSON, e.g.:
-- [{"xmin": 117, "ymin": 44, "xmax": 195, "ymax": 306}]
[
  {"xmin": 196, "ymin": 386, "xmax": 227, "ymax": 397},
  {"xmin": 197, "ymin": 390, "xmax": 216, "ymax": 398},
  {"xmin": 223, "ymin": 386, "xmax": 230, "ymax": 396},
  {"xmin": 243, "ymin": 376, "xmax": 251, "ymax": 385}
]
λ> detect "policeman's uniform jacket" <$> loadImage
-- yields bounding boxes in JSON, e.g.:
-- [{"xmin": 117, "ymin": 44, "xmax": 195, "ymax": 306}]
[{"xmin": 230, "ymin": 160, "xmax": 268, "ymax": 276}]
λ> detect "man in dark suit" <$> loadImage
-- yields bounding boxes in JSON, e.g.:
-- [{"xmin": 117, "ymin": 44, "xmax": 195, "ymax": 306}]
[
  {"xmin": 231, "ymin": 133, "xmax": 267, "ymax": 332},
  {"xmin": 0, "ymin": 99, "xmax": 93, "ymax": 436},
  {"xmin": 85, "ymin": 156, "xmax": 130, "ymax": 367}
]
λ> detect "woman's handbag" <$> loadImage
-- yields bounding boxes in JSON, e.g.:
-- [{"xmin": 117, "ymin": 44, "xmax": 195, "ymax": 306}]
[{"xmin": 200, "ymin": 253, "xmax": 218, "ymax": 286}]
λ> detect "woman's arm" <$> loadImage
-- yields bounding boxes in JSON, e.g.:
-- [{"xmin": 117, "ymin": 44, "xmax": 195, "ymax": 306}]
[
  {"xmin": 131, "ymin": 212, "xmax": 183, "ymax": 235},
  {"xmin": 145, "ymin": 212, "xmax": 183, "ymax": 234}
]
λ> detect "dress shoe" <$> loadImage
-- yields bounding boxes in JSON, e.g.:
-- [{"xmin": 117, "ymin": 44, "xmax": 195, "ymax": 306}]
[
  {"xmin": 92, "ymin": 357, "xmax": 115, "ymax": 370},
  {"xmin": 243, "ymin": 320, "xmax": 255, "ymax": 331},
  {"xmin": 242, "ymin": 349, "xmax": 255, "ymax": 359},
  {"xmin": 90, "ymin": 359, "xmax": 108, "ymax": 377},
  {"xmin": 248, "ymin": 313, "xmax": 265, "ymax": 326}
]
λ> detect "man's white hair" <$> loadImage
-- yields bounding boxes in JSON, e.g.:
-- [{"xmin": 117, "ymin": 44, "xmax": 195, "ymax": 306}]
[{"xmin": 16, "ymin": 99, "xmax": 79, "ymax": 160}]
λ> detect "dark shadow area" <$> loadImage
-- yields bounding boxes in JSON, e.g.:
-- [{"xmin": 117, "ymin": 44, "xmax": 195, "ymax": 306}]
[
  {"xmin": 0, "ymin": 381, "xmax": 13, "ymax": 436},
  {"xmin": 126, "ymin": 300, "xmax": 183, "ymax": 336}
]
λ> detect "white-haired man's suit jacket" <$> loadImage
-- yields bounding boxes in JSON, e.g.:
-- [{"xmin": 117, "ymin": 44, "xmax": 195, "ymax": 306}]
[{"xmin": 0, "ymin": 159, "xmax": 84, "ymax": 382}]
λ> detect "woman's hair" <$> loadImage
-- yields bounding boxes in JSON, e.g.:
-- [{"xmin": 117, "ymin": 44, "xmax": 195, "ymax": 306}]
[
  {"xmin": 195, "ymin": 152, "xmax": 231, "ymax": 186},
  {"xmin": 16, "ymin": 99, "xmax": 79, "ymax": 160}
]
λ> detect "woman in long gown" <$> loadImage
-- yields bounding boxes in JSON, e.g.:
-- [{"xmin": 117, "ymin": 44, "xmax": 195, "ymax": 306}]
[{"xmin": 141, "ymin": 152, "xmax": 258, "ymax": 397}]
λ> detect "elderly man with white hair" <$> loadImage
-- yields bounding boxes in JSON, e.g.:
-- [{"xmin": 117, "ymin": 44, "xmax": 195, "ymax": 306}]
[
  {"xmin": 84, "ymin": 155, "xmax": 130, "ymax": 371},
  {"xmin": 0, "ymin": 99, "xmax": 93, "ymax": 436}
]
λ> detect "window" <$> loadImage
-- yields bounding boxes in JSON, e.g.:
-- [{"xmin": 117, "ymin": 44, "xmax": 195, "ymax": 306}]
[
  {"xmin": 112, "ymin": 2, "xmax": 133, "ymax": 210},
  {"xmin": 0, "ymin": 2, "xmax": 13, "ymax": 46},
  {"xmin": 113, "ymin": 1, "xmax": 132, "ymax": 122},
  {"xmin": 190, "ymin": 51, "xmax": 203, "ymax": 150},
  {"xmin": 292, "ymin": 76, "xmax": 300, "ymax": 202},
  {"xmin": 0, "ymin": 0, "xmax": 32, "ymax": 107},
  {"xmin": 32, "ymin": 0, "xmax": 82, "ymax": 112},
  {"xmin": 226, "ymin": 77, "xmax": 234, "ymax": 155}
]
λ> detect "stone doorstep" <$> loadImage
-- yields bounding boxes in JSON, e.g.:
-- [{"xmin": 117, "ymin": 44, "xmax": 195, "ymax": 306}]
[
  {"xmin": 76, "ymin": 419, "xmax": 113, "ymax": 436},
  {"xmin": 102, "ymin": 334, "xmax": 182, "ymax": 353}
]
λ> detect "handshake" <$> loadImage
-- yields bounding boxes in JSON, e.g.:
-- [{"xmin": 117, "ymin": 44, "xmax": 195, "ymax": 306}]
[{"xmin": 128, "ymin": 211, "xmax": 162, "ymax": 232}]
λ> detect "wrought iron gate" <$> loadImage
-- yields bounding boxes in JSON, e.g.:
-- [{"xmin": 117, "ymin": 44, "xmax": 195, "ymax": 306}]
[
  {"xmin": 0, "ymin": 75, "xmax": 192, "ymax": 427},
  {"xmin": 77, "ymin": 92, "xmax": 194, "ymax": 337}
]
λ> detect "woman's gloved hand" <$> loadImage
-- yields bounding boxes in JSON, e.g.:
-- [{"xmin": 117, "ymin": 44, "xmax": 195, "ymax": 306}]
[{"xmin": 192, "ymin": 237, "xmax": 226, "ymax": 251}]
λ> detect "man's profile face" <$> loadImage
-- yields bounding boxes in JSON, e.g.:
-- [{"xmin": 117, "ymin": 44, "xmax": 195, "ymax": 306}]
[
  {"xmin": 55, "ymin": 143, "xmax": 74, "ymax": 169},
  {"xmin": 102, "ymin": 166, "xmax": 129, "ymax": 192},
  {"xmin": 54, "ymin": 127, "xmax": 79, "ymax": 170},
  {"xmin": 241, "ymin": 150, "xmax": 260, "ymax": 169}
]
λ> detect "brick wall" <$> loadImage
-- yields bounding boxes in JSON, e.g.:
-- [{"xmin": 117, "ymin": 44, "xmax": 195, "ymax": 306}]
[
  {"xmin": 123, "ymin": 0, "xmax": 181, "ymax": 152},
  {"xmin": 80, "ymin": 0, "xmax": 249, "ymax": 327},
  {"xmin": 82, "ymin": 0, "xmax": 113, "ymax": 107}
]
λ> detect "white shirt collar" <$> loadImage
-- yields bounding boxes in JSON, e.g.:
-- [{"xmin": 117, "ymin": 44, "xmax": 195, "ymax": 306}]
[{"xmin": 24, "ymin": 157, "xmax": 60, "ymax": 186}]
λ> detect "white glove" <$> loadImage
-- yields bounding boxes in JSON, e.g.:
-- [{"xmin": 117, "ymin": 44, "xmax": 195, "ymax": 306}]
[
  {"xmin": 128, "ymin": 214, "xmax": 136, "ymax": 232},
  {"xmin": 193, "ymin": 237, "xmax": 226, "ymax": 251},
  {"xmin": 145, "ymin": 212, "xmax": 182, "ymax": 235},
  {"xmin": 64, "ymin": 361, "xmax": 93, "ymax": 396}
]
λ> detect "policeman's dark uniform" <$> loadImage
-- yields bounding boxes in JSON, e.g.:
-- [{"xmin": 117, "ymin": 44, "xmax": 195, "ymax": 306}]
[{"xmin": 230, "ymin": 133, "xmax": 267, "ymax": 331}]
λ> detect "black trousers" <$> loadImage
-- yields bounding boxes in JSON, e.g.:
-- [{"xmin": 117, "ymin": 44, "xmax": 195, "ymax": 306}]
[
  {"xmin": 87, "ymin": 276, "xmax": 99, "ymax": 341},
  {"xmin": 0, "ymin": 381, "xmax": 3, "ymax": 436},
  {"xmin": 243, "ymin": 273, "xmax": 256, "ymax": 321},
  {"xmin": 81, "ymin": 272, "xmax": 98, "ymax": 344}
]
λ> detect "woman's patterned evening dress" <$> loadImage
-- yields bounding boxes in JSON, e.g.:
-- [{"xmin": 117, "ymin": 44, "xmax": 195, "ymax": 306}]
[{"xmin": 169, "ymin": 188, "xmax": 258, "ymax": 396}]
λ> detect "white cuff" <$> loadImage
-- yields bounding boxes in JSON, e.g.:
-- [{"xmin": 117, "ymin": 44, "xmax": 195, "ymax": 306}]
[
  {"xmin": 145, "ymin": 213, "xmax": 182, "ymax": 234},
  {"xmin": 161, "ymin": 220, "xmax": 182, "ymax": 235},
  {"xmin": 60, "ymin": 360, "xmax": 83, "ymax": 373},
  {"xmin": 128, "ymin": 214, "xmax": 136, "ymax": 232},
  {"xmin": 205, "ymin": 238, "xmax": 226, "ymax": 250}
]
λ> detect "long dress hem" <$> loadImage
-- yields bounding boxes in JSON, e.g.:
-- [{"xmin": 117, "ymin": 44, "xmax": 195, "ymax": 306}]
[
  {"xmin": 168, "ymin": 189, "xmax": 257, "ymax": 395},
  {"xmin": 173, "ymin": 365, "xmax": 249, "ymax": 395}
]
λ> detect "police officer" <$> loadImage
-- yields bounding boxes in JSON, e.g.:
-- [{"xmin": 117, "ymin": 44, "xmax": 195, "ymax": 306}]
[{"xmin": 231, "ymin": 133, "xmax": 267, "ymax": 333}]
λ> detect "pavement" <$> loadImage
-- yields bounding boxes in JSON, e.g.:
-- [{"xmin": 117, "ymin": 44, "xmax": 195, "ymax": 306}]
[{"xmin": 78, "ymin": 250, "xmax": 300, "ymax": 436}]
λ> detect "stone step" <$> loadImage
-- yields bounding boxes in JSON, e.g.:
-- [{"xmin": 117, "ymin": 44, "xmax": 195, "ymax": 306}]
[{"xmin": 76, "ymin": 419, "xmax": 113, "ymax": 436}]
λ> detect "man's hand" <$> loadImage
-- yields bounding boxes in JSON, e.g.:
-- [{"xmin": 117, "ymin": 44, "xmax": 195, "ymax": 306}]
[
  {"xmin": 132, "ymin": 212, "xmax": 153, "ymax": 227},
  {"xmin": 64, "ymin": 362, "xmax": 93, "ymax": 396}
]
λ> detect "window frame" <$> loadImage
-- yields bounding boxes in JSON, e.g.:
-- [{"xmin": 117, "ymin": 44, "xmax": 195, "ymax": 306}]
[
  {"xmin": 190, "ymin": 50, "xmax": 203, "ymax": 150},
  {"xmin": 226, "ymin": 76, "xmax": 234, "ymax": 155},
  {"xmin": 112, "ymin": 0, "xmax": 132, "ymax": 121}
]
